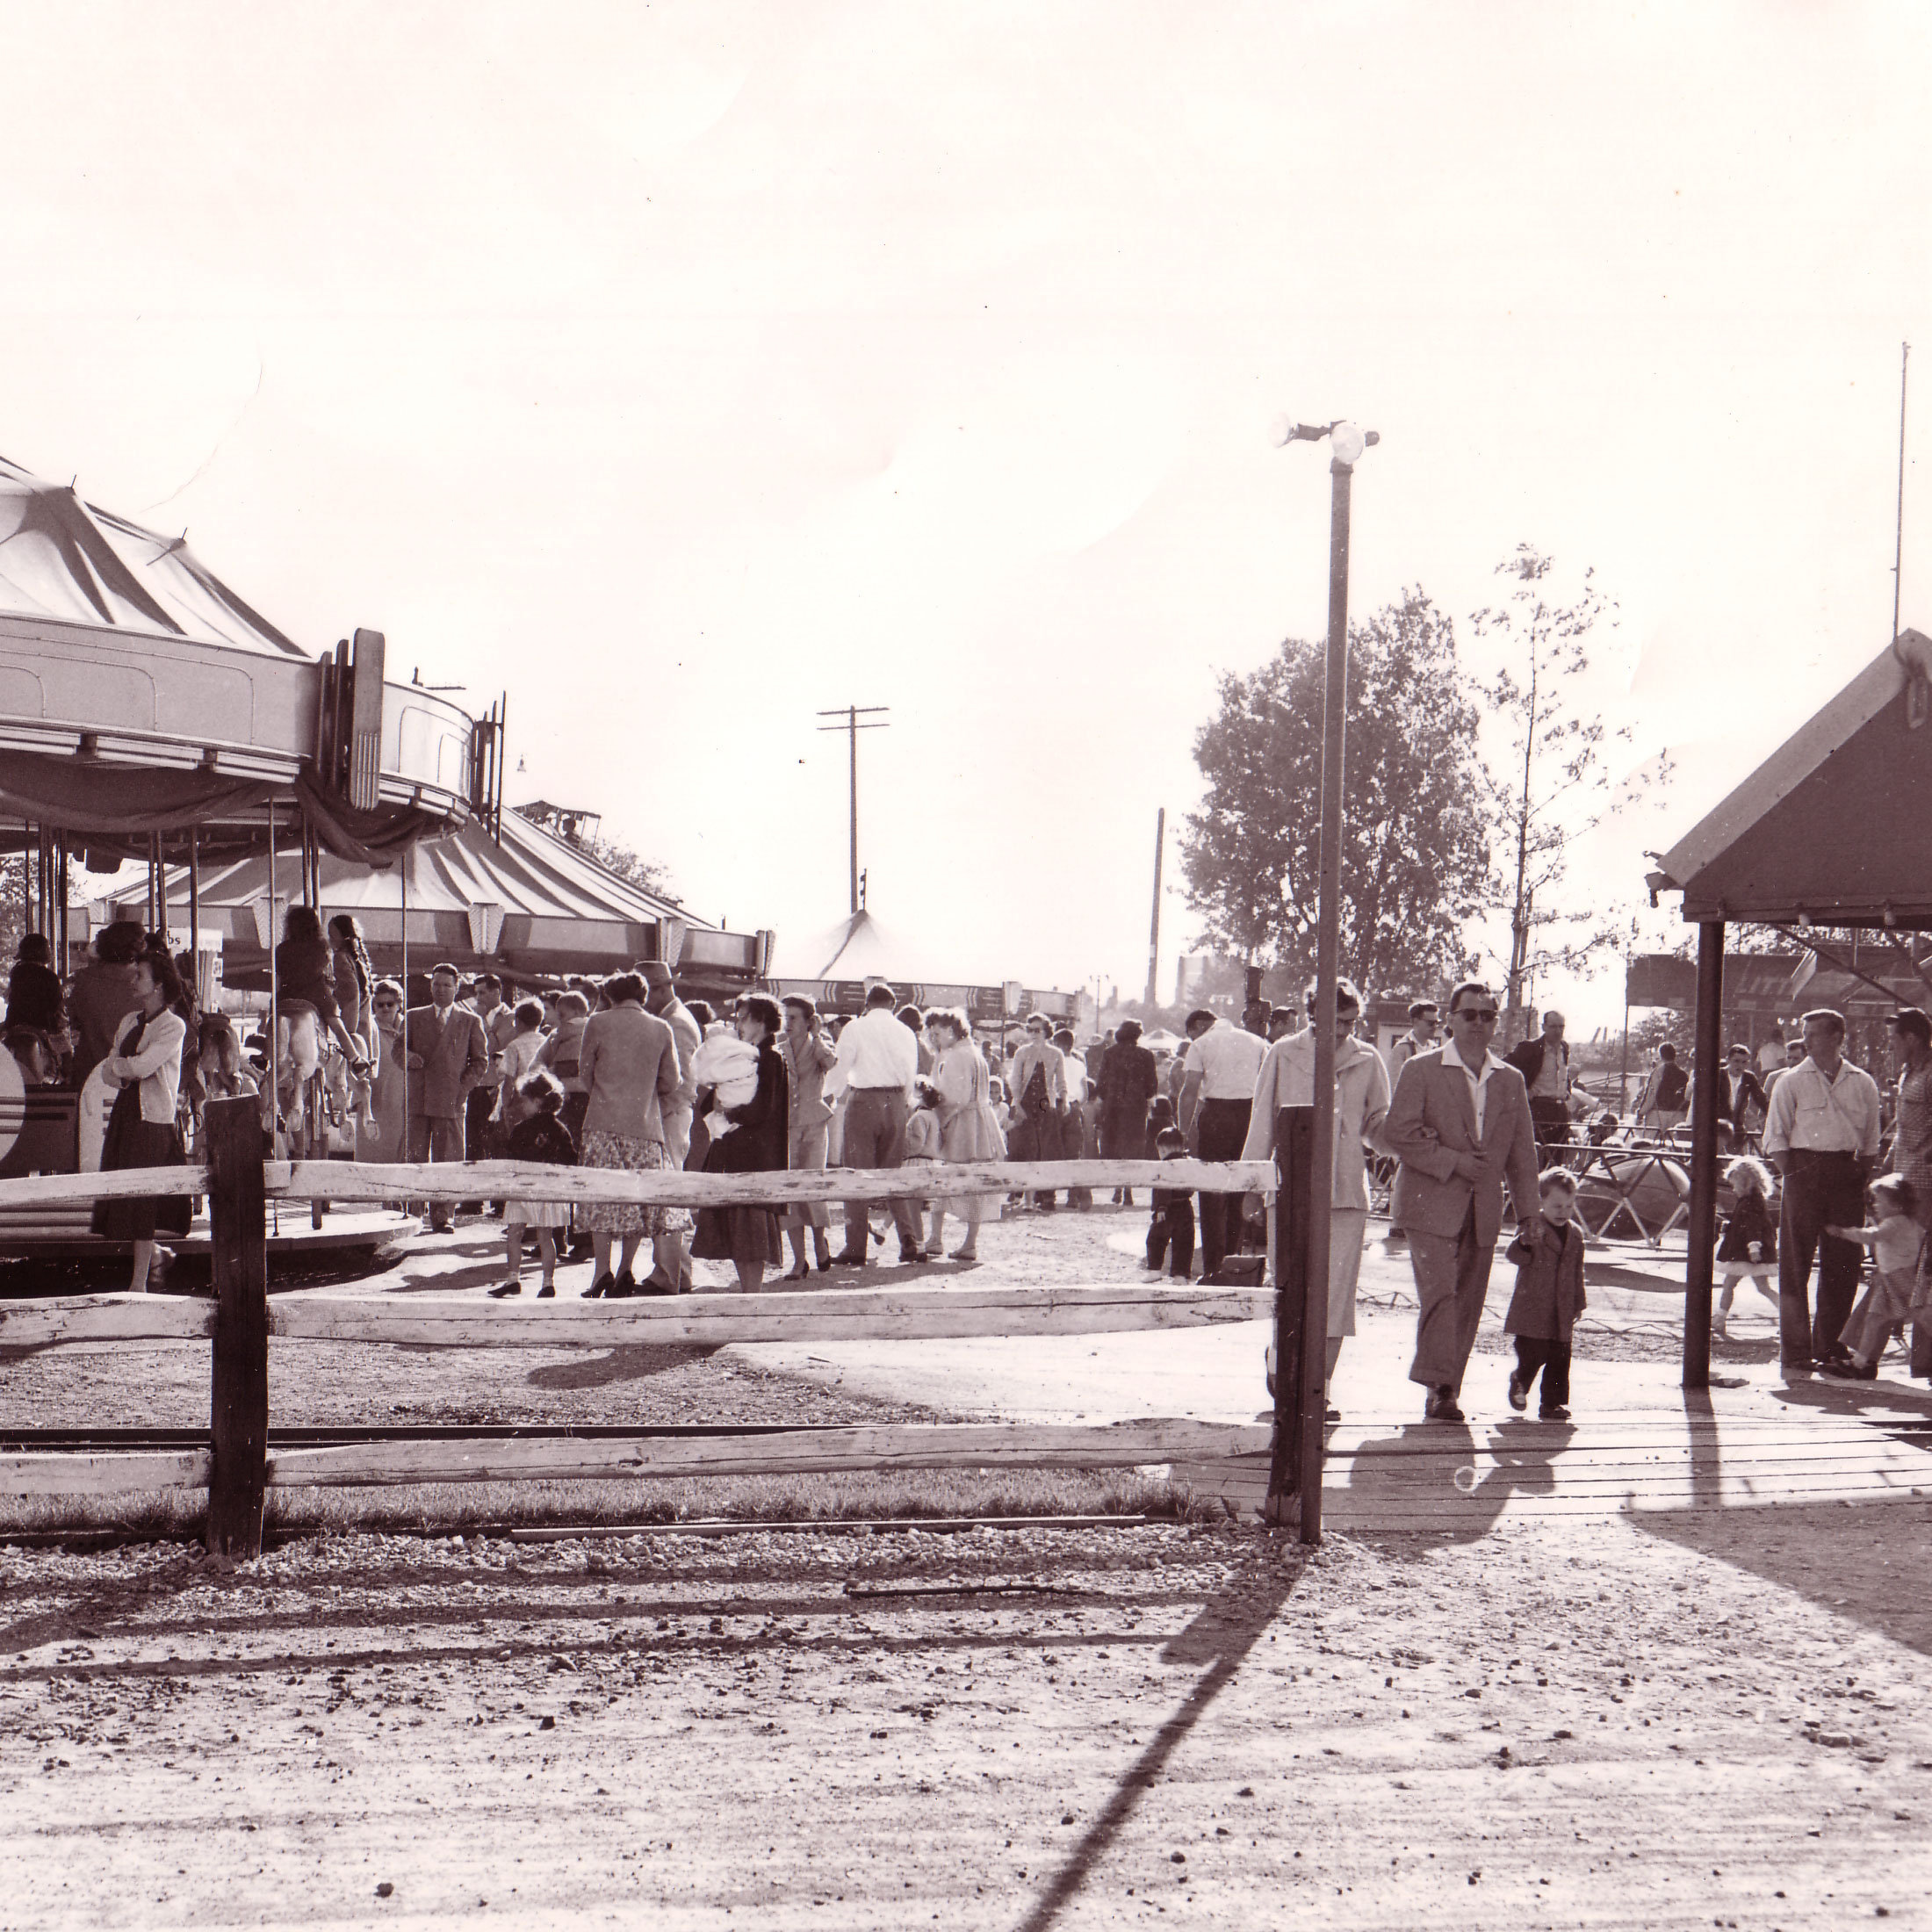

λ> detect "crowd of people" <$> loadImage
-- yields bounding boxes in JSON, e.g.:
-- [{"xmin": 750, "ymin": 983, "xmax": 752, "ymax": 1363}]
[{"xmin": 7, "ymin": 919, "xmax": 1927, "ymax": 1402}]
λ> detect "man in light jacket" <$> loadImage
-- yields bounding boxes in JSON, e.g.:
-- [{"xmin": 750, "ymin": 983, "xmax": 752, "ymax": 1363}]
[{"xmin": 1382, "ymin": 979, "xmax": 1541, "ymax": 1422}]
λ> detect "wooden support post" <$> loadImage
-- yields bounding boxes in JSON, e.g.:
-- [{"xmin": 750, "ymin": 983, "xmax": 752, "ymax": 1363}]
[
  {"xmin": 1683, "ymin": 919, "xmax": 1725, "ymax": 1390},
  {"xmin": 205, "ymin": 1096, "xmax": 269, "ymax": 1557},
  {"xmin": 1264, "ymin": 1106, "xmax": 1315, "ymax": 1532}
]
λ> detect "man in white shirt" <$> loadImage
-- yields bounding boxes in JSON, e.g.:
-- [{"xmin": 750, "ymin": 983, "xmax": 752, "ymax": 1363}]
[
  {"xmin": 1179, "ymin": 1006, "xmax": 1268, "ymax": 1277},
  {"xmin": 1760, "ymin": 1006, "xmax": 1883, "ymax": 1377},
  {"xmin": 829, "ymin": 983, "xmax": 923, "ymax": 1265},
  {"xmin": 1388, "ymin": 1000, "xmax": 1439, "ymax": 1074},
  {"xmin": 1385, "ymin": 1000, "xmax": 1440, "ymax": 1240}
]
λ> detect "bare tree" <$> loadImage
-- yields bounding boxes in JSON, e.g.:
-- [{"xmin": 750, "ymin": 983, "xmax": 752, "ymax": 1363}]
[{"xmin": 1473, "ymin": 546, "xmax": 1634, "ymax": 1030}]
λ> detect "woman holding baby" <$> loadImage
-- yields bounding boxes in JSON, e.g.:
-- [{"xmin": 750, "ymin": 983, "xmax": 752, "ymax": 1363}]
[{"xmin": 688, "ymin": 992, "xmax": 789, "ymax": 1293}]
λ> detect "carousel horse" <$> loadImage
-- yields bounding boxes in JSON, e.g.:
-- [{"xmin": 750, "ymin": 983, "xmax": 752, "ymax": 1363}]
[{"xmin": 273, "ymin": 1001, "xmax": 376, "ymax": 1160}]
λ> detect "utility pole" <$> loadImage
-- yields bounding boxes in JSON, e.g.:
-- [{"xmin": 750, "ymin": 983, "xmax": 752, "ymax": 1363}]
[
  {"xmin": 1267, "ymin": 415, "xmax": 1379, "ymax": 1546},
  {"xmin": 1145, "ymin": 807, "xmax": 1165, "ymax": 1008},
  {"xmin": 816, "ymin": 705, "xmax": 890, "ymax": 915}
]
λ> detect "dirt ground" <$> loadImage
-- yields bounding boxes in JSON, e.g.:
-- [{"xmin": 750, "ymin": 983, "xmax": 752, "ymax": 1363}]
[
  {"xmin": 4, "ymin": 1206, "xmax": 1931, "ymax": 1924},
  {"xmin": 2, "ymin": 1507, "xmax": 1929, "ymax": 1928}
]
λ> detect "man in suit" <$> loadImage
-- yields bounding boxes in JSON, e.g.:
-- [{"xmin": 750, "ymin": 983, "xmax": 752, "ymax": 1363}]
[
  {"xmin": 397, "ymin": 962, "xmax": 491, "ymax": 1234},
  {"xmin": 1713, "ymin": 1042, "xmax": 1769, "ymax": 1152},
  {"xmin": 1382, "ymin": 979, "xmax": 1542, "ymax": 1421}
]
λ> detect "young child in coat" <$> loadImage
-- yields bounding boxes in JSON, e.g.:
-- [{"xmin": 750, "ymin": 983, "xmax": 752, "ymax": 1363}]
[
  {"xmin": 1714, "ymin": 1156, "xmax": 1779, "ymax": 1339},
  {"xmin": 1822, "ymin": 1174, "xmax": 1925, "ymax": 1381},
  {"xmin": 1503, "ymin": 1167, "xmax": 1588, "ymax": 1421},
  {"xmin": 900, "ymin": 1079, "xmax": 944, "ymax": 1258},
  {"xmin": 488, "ymin": 1069, "xmax": 578, "ymax": 1299},
  {"xmin": 1145, "ymin": 1125, "xmax": 1195, "ymax": 1278}
]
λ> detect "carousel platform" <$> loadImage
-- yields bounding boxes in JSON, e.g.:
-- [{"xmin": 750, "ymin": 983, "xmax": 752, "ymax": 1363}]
[{"xmin": 0, "ymin": 1205, "xmax": 420, "ymax": 1268}]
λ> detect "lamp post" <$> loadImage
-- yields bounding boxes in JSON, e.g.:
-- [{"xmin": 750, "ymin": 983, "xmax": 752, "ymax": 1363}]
[{"xmin": 1266, "ymin": 415, "xmax": 1378, "ymax": 1543}]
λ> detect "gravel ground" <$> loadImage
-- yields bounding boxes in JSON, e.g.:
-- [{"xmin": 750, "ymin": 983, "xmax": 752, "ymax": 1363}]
[{"xmin": 3, "ymin": 1507, "xmax": 1928, "ymax": 1927}]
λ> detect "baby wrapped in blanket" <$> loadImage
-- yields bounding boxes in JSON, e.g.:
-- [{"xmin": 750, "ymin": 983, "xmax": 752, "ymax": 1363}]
[{"xmin": 691, "ymin": 1031, "xmax": 760, "ymax": 1135}]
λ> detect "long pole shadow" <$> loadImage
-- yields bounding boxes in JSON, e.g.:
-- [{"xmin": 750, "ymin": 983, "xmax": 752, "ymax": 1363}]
[
  {"xmin": 1013, "ymin": 1540, "xmax": 1308, "ymax": 1932},
  {"xmin": 1682, "ymin": 1385, "xmax": 1720, "ymax": 1511}
]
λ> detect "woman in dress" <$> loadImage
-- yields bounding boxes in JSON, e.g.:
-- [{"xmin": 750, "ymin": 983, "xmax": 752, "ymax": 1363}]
[
  {"xmin": 328, "ymin": 915, "xmax": 377, "ymax": 1061},
  {"xmin": 1097, "ymin": 1018, "xmax": 1158, "ymax": 1206},
  {"xmin": 364, "ymin": 978, "xmax": 409, "ymax": 1158},
  {"xmin": 689, "ymin": 993, "xmax": 789, "ymax": 1293},
  {"xmin": 927, "ymin": 1008, "xmax": 1006, "ymax": 1263},
  {"xmin": 576, "ymin": 971, "xmax": 686, "ymax": 1299},
  {"xmin": 91, "ymin": 945, "xmax": 191, "ymax": 1293},
  {"xmin": 275, "ymin": 906, "xmax": 369, "ymax": 1070},
  {"xmin": 777, "ymin": 993, "xmax": 838, "ymax": 1279}
]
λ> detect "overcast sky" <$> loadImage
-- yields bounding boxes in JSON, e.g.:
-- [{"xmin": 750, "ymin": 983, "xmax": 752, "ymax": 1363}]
[{"xmin": 4, "ymin": 3, "xmax": 1929, "ymax": 1026}]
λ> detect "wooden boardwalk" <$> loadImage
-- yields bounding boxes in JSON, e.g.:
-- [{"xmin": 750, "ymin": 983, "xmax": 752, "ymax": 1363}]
[{"xmin": 1176, "ymin": 1409, "xmax": 1932, "ymax": 1529}]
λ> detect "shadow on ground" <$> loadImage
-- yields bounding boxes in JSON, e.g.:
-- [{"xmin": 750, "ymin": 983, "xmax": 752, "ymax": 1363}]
[
  {"xmin": 523, "ymin": 1344, "xmax": 717, "ymax": 1389},
  {"xmin": 1013, "ymin": 1541, "xmax": 1309, "ymax": 1932},
  {"xmin": 1632, "ymin": 1494, "xmax": 1932, "ymax": 1657}
]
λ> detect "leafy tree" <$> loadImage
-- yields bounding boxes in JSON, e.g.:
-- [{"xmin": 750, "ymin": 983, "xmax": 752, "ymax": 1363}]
[
  {"xmin": 1180, "ymin": 590, "xmax": 1492, "ymax": 998},
  {"xmin": 515, "ymin": 805, "xmax": 680, "ymax": 905},
  {"xmin": 1472, "ymin": 546, "xmax": 1634, "ymax": 1027}
]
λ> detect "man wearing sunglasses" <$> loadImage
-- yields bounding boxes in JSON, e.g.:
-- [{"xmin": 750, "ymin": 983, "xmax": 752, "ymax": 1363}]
[{"xmin": 1382, "ymin": 980, "xmax": 1541, "ymax": 1422}]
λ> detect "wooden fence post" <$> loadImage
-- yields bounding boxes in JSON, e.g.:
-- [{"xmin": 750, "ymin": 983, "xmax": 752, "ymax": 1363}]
[
  {"xmin": 1264, "ymin": 1106, "xmax": 1315, "ymax": 1532},
  {"xmin": 205, "ymin": 1097, "xmax": 269, "ymax": 1558}
]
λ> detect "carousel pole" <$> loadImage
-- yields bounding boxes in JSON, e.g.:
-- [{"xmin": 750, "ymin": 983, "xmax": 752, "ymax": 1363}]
[
  {"xmin": 399, "ymin": 853, "xmax": 410, "ymax": 1128},
  {"xmin": 188, "ymin": 826, "xmax": 201, "ymax": 1000},
  {"xmin": 267, "ymin": 797, "xmax": 278, "ymax": 1068},
  {"xmin": 56, "ymin": 836, "xmax": 68, "ymax": 970}
]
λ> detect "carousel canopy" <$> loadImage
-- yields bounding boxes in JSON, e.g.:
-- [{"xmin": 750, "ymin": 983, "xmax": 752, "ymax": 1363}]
[
  {"xmin": 0, "ymin": 453, "xmax": 476, "ymax": 864},
  {"xmin": 0, "ymin": 457, "xmax": 306, "ymax": 657},
  {"xmin": 1656, "ymin": 630, "xmax": 1932, "ymax": 929},
  {"xmin": 102, "ymin": 806, "xmax": 763, "ymax": 989},
  {"xmin": 768, "ymin": 909, "xmax": 1078, "ymax": 1023}
]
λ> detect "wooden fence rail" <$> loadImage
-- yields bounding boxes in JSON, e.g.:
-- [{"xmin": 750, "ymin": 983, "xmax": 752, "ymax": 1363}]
[
  {"xmin": 0, "ymin": 1157, "xmax": 1272, "ymax": 1215},
  {"xmin": 0, "ymin": 1100, "xmax": 1301, "ymax": 1554}
]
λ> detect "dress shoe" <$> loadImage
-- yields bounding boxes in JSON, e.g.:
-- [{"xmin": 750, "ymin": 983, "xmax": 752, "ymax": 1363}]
[
  {"xmin": 1507, "ymin": 1369, "xmax": 1528, "ymax": 1413},
  {"xmin": 782, "ymin": 1262, "xmax": 811, "ymax": 1281},
  {"xmin": 831, "ymin": 1253, "xmax": 868, "ymax": 1268},
  {"xmin": 609, "ymin": 1269, "xmax": 642, "ymax": 1298},
  {"xmin": 581, "ymin": 1272, "xmax": 616, "ymax": 1300},
  {"xmin": 1426, "ymin": 1388, "xmax": 1465, "ymax": 1423},
  {"xmin": 1819, "ymin": 1358, "xmax": 1874, "ymax": 1381},
  {"xmin": 637, "ymin": 1270, "xmax": 677, "ymax": 1296},
  {"xmin": 487, "ymin": 1280, "xmax": 523, "ymax": 1299},
  {"xmin": 535, "ymin": 1282, "xmax": 555, "ymax": 1299},
  {"xmin": 1539, "ymin": 1404, "xmax": 1572, "ymax": 1422},
  {"xmin": 1323, "ymin": 1406, "xmax": 1341, "ymax": 1423}
]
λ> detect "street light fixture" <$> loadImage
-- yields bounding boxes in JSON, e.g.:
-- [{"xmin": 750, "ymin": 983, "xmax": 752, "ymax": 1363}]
[{"xmin": 1264, "ymin": 412, "xmax": 1378, "ymax": 1544}]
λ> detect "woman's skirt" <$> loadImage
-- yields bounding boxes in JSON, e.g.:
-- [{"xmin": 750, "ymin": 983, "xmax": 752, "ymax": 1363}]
[
  {"xmin": 580, "ymin": 1129, "xmax": 692, "ymax": 1236},
  {"xmin": 91, "ymin": 1087, "xmax": 192, "ymax": 1243},
  {"xmin": 690, "ymin": 1202, "xmax": 783, "ymax": 1272},
  {"xmin": 505, "ymin": 1192, "xmax": 573, "ymax": 1229},
  {"xmin": 938, "ymin": 1102, "xmax": 1006, "ymax": 1214},
  {"xmin": 783, "ymin": 1115, "xmax": 831, "ymax": 1228}
]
